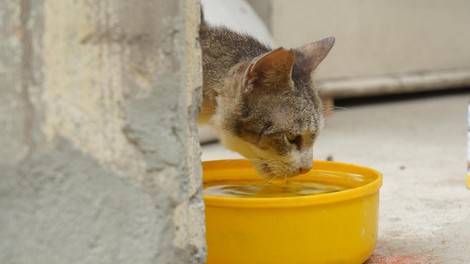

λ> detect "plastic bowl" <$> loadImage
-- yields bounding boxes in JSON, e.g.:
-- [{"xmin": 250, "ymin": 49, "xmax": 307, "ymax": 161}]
[{"xmin": 203, "ymin": 160, "xmax": 382, "ymax": 264}]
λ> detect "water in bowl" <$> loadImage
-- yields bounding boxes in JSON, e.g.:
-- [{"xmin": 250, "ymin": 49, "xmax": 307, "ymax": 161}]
[{"xmin": 204, "ymin": 181, "xmax": 348, "ymax": 198}]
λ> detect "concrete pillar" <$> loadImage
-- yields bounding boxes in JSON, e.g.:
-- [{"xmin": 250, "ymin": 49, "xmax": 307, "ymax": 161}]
[{"xmin": 0, "ymin": 0, "xmax": 205, "ymax": 263}]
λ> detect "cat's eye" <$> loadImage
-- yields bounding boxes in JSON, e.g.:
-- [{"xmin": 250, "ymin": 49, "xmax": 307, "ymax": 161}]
[{"xmin": 285, "ymin": 133, "xmax": 302, "ymax": 148}]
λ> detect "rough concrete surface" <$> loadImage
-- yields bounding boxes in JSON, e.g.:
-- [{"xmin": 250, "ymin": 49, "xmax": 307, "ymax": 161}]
[
  {"xmin": 0, "ymin": 0, "xmax": 205, "ymax": 263},
  {"xmin": 0, "ymin": 142, "xmax": 161, "ymax": 263},
  {"xmin": 202, "ymin": 90, "xmax": 470, "ymax": 263}
]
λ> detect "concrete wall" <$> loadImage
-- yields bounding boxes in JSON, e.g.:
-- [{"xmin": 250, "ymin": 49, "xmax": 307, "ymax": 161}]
[
  {"xmin": 249, "ymin": 0, "xmax": 470, "ymax": 98},
  {"xmin": 0, "ymin": 0, "xmax": 205, "ymax": 263}
]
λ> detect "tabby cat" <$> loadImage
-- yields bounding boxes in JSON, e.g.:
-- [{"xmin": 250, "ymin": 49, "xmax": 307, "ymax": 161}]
[{"xmin": 198, "ymin": 17, "xmax": 334, "ymax": 179}]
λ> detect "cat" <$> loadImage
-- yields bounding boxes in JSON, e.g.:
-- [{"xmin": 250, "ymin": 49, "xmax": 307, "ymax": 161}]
[{"xmin": 198, "ymin": 16, "xmax": 334, "ymax": 180}]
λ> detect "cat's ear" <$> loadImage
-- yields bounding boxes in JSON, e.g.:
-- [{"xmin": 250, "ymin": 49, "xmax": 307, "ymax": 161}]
[
  {"xmin": 243, "ymin": 47, "xmax": 295, "ymax": 94},
  {"xmin": 295, "ymin": 36, "xmax": 335, "ymax": 73}
]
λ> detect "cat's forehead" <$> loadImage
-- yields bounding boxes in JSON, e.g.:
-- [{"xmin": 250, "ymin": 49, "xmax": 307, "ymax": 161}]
[
  {"xmin": 245, "ymin": 94, "xmax": 322, "ymax": 135},
  {"xmin": 274, "ymin": 97, "xmax": 320, "ymax": 128},
  {"xmin": 241, "ymin": 66, "xmax": 323, "ymax": 134}
]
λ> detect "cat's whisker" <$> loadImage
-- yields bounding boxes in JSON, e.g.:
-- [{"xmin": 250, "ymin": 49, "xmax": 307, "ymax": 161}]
[
  {"xmin": 324, "ymin": 105, "xmax": 351, "ymax": 112},
  {"xmin": 242, "ymin": 154, "xmax": 301, "ymax": 186},
  {"xmin": 261, "ymin": 173, "xmax": 282, "ymax": 188},
  {"xmin": 333, "ymin": 106, "xmax": 351, "ymax": 112}
]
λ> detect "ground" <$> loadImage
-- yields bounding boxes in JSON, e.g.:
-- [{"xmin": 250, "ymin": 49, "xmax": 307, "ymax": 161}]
[{"xmin": 201, "ymin": 89, "xmax": 470, "ymax": 263}]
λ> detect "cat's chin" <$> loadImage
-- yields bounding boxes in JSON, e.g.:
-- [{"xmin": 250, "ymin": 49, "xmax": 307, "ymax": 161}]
[
  {"xmin": 252, "ymin": 160, "xmax": 300, "ymax": 180},
  {"xmin": 217, "ymin": 133, "xmax": 305, "ymax": 179}
]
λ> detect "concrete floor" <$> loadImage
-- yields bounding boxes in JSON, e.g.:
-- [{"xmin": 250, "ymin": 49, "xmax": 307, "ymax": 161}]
[{"xmin": 201, "ymin": 90, "xmax": 470, "ymax": 263}]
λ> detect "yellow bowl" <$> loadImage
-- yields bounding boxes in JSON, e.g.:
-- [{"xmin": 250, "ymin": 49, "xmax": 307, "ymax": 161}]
[{"xmin": 203, "ymin": 160, "xmax": 382, "ymax": 264}]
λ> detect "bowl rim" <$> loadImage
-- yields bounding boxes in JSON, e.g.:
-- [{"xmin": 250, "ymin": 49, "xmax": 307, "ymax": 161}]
[{"xmin": 202, "ymin": 159, "xmax": 382, "ymax": 208}]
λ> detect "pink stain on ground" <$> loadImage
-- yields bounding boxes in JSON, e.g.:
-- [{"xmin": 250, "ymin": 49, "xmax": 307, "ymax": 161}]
[{"xmin": 366, "ymin": 253, "xmax": 442, "ymax": 264}]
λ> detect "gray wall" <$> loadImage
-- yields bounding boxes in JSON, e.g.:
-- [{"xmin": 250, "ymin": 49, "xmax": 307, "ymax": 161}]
[{"xmin": 0, "ymin": 0, "xmax": 206, "ymax": 263}]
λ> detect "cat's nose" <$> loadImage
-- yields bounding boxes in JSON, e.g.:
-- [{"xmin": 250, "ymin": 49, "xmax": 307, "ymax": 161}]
[
  {"xmin": 298, "ymin": 159, "xmax": 313, "ymax": 174},
  {"xmin": 299, "ymin": 165, "xmax": 312, "ymax": 174}
]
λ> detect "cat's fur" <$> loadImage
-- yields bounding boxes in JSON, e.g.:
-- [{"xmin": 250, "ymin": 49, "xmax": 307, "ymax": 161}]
[{"xmin": 199, "ymin": 18, "xmax": 334, "ymax": 179}]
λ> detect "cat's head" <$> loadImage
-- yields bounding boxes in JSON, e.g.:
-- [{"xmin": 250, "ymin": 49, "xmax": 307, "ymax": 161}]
[{"xmin": 214, "ymin": 37, "xmax": 335, "ymax": 179}]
